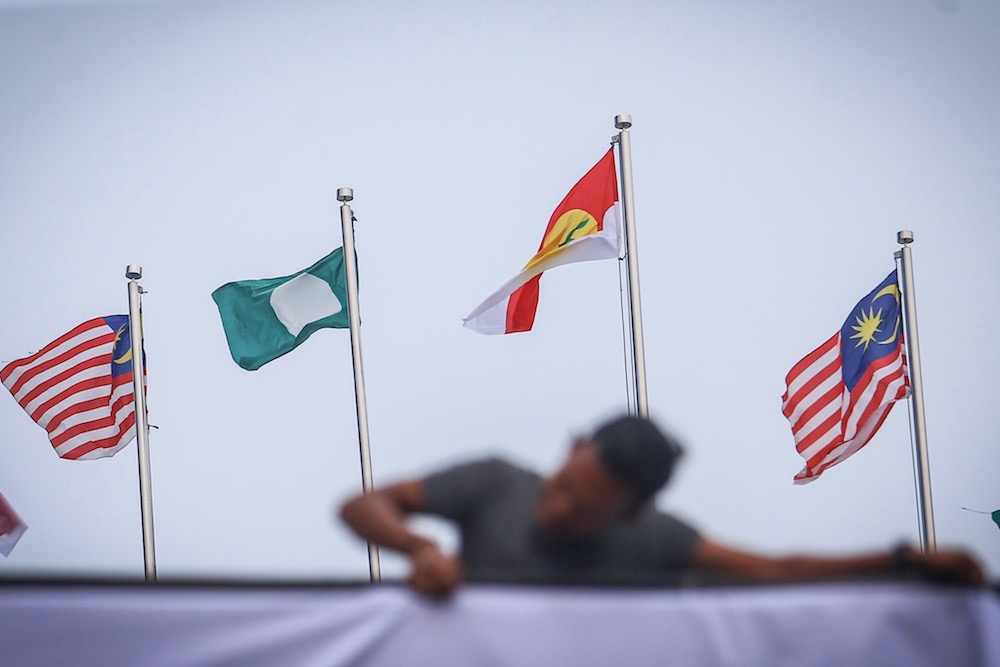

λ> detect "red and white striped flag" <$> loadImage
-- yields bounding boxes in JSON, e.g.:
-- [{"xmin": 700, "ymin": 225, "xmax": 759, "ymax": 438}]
[
  {"xmin": 782, "ymin": 271, "xmax": 909, "ymax": 484},
  {"xmin": 1, "ymin": 316, "xmax": 141, "ymax": 460},
  {"xmin": 463, "ymin": 149, "xmax": 621, "ymax": 334},
  {"xmin": 0, "ymin": 492, "xmax": 27, "ymax": 557}
]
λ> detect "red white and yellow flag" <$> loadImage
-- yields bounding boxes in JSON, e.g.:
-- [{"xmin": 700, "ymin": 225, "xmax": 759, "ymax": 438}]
[{"xmin": 463, "ymin": 149, "xmax": 621, "ymax": 334}]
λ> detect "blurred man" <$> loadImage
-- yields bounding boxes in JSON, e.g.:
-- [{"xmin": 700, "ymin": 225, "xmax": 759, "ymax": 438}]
[{"xmin": 340, "ymin": 415, "xmax": 982, "ymax": 596}]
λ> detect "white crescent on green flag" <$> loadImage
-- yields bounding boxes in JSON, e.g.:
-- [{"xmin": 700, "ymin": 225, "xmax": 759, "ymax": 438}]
[{"xmin": 212, "ymin": 248, "xmax": 350, "ymax": 371}]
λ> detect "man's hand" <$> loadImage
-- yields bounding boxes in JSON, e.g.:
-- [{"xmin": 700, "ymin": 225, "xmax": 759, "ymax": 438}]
[
  {"xmin": 339, "ymin": 482, "xmax": 464, "ymax": 596},
  {"xmin": 906, "ymin": 547, "xmax": 984, "ymax": 585},
  {"xmin": 408, "ymin": 543, "xmax": 463, "ymax": 597}
]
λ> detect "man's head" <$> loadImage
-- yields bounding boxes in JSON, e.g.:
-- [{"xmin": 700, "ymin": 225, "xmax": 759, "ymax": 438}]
[
  {"xmin": 591, "ymin": 415, "xmax": 684, "ymax": 506},
  {"xmin": 535, "ymin": 415, "xmax": 683, "ymax": 537}
]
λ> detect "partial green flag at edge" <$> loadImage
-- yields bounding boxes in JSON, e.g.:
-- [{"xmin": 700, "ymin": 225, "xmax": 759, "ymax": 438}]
[
  {"xmin": 212, "ymin": 248, "xmax": 350, "ymax": 371},
  {"xmin": 962, "ymin": 507, "xmax": 1000, "ymax": 533}
]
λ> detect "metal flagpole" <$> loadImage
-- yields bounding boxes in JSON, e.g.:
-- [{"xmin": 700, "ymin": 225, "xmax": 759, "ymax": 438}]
[
  {"xmin": 617, "ymin": 258, "xmax": 637, "ymax": 416},
  {"xmin": 613, "ymin": 114, "xmax": 650, "ymax": 418},
  {"xmin": 125, "ymin": 264, "xmax": 156, "ymax": 580},
  {"xmin": 894, "ymin": 230, "xmax": 937, "ymax": 552},
  {"xmin": 337, "ymin": 187, "xmax": 381, "ymax": 582}
]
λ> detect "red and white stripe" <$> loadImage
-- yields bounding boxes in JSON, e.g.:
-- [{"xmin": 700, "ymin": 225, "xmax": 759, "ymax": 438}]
[
  {"xmin": 782, "ymin": 332, "xmax": 908, "ymax": 484},
  {"xmin": 1, "ymin": 317, "xmax": 138, "ymax": 460}
]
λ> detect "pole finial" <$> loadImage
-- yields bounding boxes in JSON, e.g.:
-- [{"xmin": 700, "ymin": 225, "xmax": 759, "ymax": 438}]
[
  {"xmin": 897, "ymin": 230, "xmax": 914, "ymax": 245},
  {"xmin": 337, "ymin": 187, "xmax": 354, "ymax": 202},
  {"xmin": 126, "ymin": 265, "xmax": 143, "ymax": 280},
  {"xmin": 615, "ymin": 114, "xmax": 632, "ymax": 130}
]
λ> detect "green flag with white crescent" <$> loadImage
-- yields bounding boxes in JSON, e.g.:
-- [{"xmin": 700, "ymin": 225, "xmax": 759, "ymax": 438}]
[{"xmin": 212, "ymin": 248, "xmax": 350, "ymax": 371}]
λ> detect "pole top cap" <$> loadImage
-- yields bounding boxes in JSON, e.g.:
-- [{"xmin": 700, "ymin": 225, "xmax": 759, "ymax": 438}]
[
  {"xmin": 337, "ymin": 187, "xmax": 354, "ymax": 202},
  {"xmin": 615, "ymin": 114, "xmax": 632, "ymax": 130},
  {"xmin": 126, "ymin": 264, "xmax": 143, "ymax": 280},
  {"xmin": 897, "ymin": 230, "xmax": 914, "ymax": 245}
]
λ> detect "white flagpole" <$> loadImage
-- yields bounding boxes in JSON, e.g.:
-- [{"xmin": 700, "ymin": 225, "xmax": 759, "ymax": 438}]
[
  {"xmin": 613, "ymin": 114, "xmax": 650, "ymax": 418},
  {"xmin": 337, "ymin": 187, "xmax": 381, "ymax": 582},
  {"xmin": 125, "ymin": 264, "xmax": 156, "ymax": 580},
  {"xmin": 894, "ymin": 231, "xmax": 937, "ymax": 552}
]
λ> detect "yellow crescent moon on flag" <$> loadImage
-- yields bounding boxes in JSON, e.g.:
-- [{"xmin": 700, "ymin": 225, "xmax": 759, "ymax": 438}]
[
  {"xmin": 872, "ymin": 284, "xmax": 899, "ymax": 302},
  {"xmin": 112, "ymin": 323, "xmax": 132, "ymax": 365},
  {"xmin": 871, "ymin": 283, "xmax": 901, "ymax": 345},
  {"xmin": 523, "ymin": 209, "xmax": 598, "ymax": 270}
]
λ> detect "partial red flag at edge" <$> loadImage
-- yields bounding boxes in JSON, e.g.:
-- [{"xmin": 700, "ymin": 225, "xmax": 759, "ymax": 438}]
[{"xmin": 0, "ymin": 493, "xmax": 28, "ymax": 557}]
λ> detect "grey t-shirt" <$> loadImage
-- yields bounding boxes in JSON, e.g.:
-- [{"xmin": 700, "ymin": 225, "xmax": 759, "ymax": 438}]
[{"xmin": 422, "ymin": 457, "xmax": 701, "ymax": 585}]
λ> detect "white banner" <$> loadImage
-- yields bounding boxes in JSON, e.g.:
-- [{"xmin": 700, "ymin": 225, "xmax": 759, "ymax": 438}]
[{"xmin": 0, "ymin": 582, "xmax": 997, "ymax": 666}]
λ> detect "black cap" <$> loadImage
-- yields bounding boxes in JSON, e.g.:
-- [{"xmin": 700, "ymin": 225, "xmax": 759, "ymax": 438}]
[{"xmin": 592, "ymin": 415, "xmax": 684, "ymax": 504}]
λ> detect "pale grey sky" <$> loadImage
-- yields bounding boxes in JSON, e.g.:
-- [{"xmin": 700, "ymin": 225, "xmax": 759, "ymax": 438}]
[{"xmin": 1, "ymin": 0, "xmax": 998, "ymax": 581}]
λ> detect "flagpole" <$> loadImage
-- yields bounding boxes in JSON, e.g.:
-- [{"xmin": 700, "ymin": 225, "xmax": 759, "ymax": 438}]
[
  {"xmin": 125, "ymin": 264, "xmax": 156, "ymax": 580},
  {"xmin": 337, "ymin": 187, "xmax": 381, "ymax": 582},
  {"xmin": 894, "ymin": 231, "xmax": 936, "ymax": 552},
  {"xmin": 613, "ymin": 114, "xmax": 649, "ymax": 418}
]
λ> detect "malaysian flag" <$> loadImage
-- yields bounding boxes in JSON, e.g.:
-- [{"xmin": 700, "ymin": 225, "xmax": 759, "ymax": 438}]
[
  {"xmin": 782, "ymin": 271, "xmax": 909, "ymax": 484},
  {"xmin": 1, "ymin": 316, "xmax": 142, "ymax": 460}
]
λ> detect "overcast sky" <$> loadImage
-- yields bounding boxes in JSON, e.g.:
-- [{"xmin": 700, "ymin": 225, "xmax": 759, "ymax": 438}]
[{"xmin": 1, "ymin": 0, "xmax": 998, "ymax": 582}]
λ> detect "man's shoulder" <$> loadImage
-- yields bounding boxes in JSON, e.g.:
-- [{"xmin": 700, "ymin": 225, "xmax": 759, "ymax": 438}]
[
  {"xmin": 425, "ymin": 456, "xmax": 538, "ymax": 486},
  {"xmin": 618, "ymin": 505, "xmax": 702, "ymax": 546},
  {"xmin": 632, "ymin": 505, "xmax": 697, "ymax": 528},
  {"xmin": 599, "ymin": 506, "xmax": 702, "ymax": 570},
  {"xmin": 421, "ymin": 456, "xmax": 540, "ymax": 519},
  {"xmin": 472, "ymin": 456, "xmax": 538, "ymax": 478}
]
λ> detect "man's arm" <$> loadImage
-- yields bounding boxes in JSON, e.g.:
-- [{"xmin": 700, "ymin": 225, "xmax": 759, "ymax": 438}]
[
  {"xmin": 693, "ymin": 538, "xmax": 984, "ymax": 585},
  {"xmin": 340, "ymin": 480, "xmax": 462, "ymax": 596}
]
